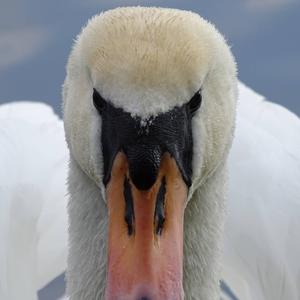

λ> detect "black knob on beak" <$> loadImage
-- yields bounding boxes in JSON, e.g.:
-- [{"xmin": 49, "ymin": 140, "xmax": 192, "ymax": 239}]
[{"xmin": 125, "ymin": 144, "xmax": 162, "ymax": 191}]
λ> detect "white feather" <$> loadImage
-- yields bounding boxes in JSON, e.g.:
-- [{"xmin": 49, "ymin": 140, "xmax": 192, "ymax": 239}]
[
  {"xmin": 223, "ymin": 82, "xmax": 300, "ymax": 300},
  {"xmin": 0, "ymin": 102, "xmax": 68, "ymax": 300}
]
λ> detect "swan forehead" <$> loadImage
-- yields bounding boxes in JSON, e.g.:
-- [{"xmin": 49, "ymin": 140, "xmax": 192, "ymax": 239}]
[{"xmin": 80, "ymin": 7, "xmax": 217, "ymax": 118}]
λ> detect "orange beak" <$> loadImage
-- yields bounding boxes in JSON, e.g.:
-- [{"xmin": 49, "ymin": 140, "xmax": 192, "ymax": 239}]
[{"xmin": 105, "ymin": 152, "xmax": 187, "ymax": 300}]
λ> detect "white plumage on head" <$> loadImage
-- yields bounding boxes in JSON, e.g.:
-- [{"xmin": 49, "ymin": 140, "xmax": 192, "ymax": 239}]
[
  {"xmin": 64, "ymin": 6, "xmax": 237, "ymax": 189},
  {"xmin": 63, "ymin": 7, "xmax": 237, "ymax": 300}
]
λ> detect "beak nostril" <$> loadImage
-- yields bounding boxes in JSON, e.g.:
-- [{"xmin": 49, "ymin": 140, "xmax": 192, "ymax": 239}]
[
  {"xmin": 124, "ymin": 177, "xmax": 134, "ymax": 235},
  {"xmin": 154, "ymin": 177, "xmax": 166, "ymax": 235},
  {"xmin": 139, "ymin": 297, "xmax": 150, "ymax": 300}
]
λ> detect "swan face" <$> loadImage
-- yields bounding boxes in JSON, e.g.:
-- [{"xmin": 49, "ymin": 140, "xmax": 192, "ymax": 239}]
[{"xmin": 63, "ymin": 7, "xmax": 237, "ymax": 299}]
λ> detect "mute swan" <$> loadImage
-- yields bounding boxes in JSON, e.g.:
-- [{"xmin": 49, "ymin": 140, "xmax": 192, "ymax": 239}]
[
  {"xmin": 1, "ymin": 6, "xmax": 300, "ymax": 300},
  {"xmin": 63, "ymin": 7, "xmax": 236, "ymax": 300}
]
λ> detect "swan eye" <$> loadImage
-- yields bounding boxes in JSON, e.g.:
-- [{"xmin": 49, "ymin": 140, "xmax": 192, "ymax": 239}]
[
  {"xmin": 187, "ymin": 90, "xmax": 202, "ymax": 115},
  {"xmin": 93, "ymin": 88, "xmax": 106, "ymax": 113}
]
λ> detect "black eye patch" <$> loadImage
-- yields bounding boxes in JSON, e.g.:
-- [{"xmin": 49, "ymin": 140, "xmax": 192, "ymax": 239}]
[{"xmin": 93, "ymin": 88, "xmax": 201, "ymax": 187}]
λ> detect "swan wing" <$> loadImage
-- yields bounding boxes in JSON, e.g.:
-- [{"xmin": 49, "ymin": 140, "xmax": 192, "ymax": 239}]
[
  {"xmin": 0, "ymin": 102, "xmax": 68, "ymax": 300},
  {"xmin": 224, "ymin": 83, "xmax": 300, "ymax": 300}
]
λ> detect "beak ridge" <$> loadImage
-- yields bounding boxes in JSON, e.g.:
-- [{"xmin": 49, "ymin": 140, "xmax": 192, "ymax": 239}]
[{"xmin": 105, "ymin": 152, "xmax": 187, "ymax": 300}]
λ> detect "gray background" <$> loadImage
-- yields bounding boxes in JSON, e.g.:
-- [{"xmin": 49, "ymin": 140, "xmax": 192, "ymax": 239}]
[{"xmin": 0, "ymin": 0, "xmax": 299, "ymax": 116}]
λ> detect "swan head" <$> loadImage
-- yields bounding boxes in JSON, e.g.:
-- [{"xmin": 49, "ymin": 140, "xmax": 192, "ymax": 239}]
[{"xmin": 63, "ymin": 7, "xmax": 237, "ymax": 299}]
